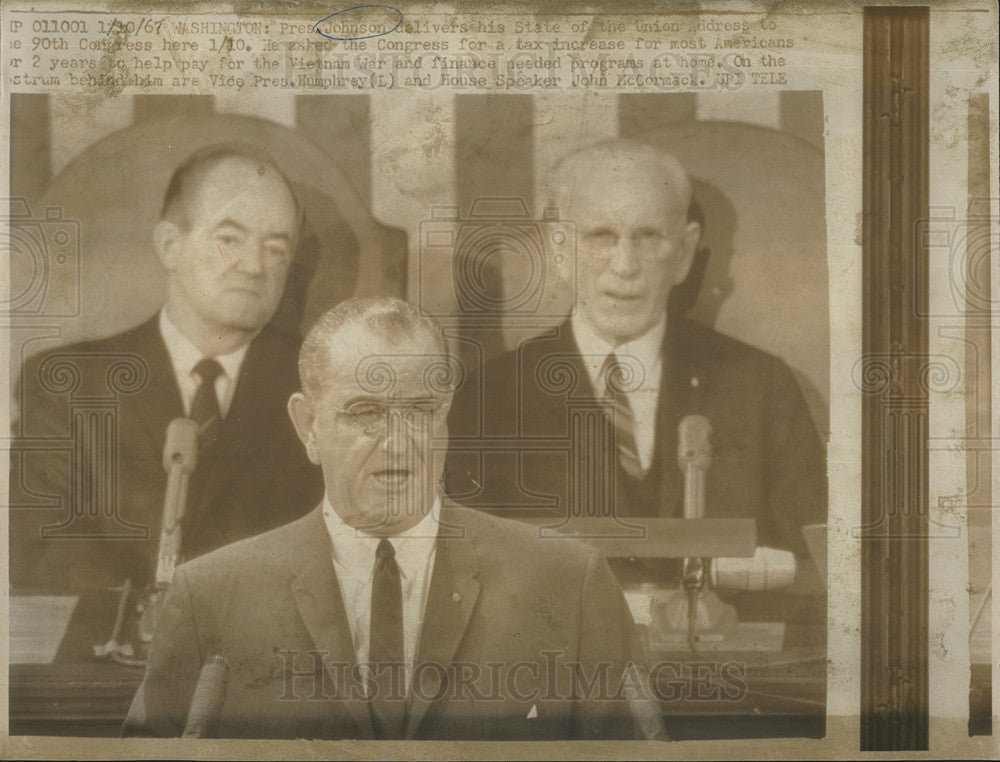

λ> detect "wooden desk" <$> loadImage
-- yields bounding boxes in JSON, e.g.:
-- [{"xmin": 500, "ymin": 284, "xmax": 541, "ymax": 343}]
[
  {"xmin": 10, "ymin": 662, "xmax": 142, "ymax": 737},
  {"xmin": 9, "ymin": 589, "xmax": 144, "ymax": 736},
  {"xmin": 645, "ymin": 588, "xmax": 827, "ymax": 741}
]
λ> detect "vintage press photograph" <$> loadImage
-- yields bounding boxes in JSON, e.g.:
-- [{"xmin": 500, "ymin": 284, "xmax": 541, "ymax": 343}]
[
  {"xmin": 1, "ymin": 1, "xmax": 996, "ymax": 757},
  {"xmin": 6, "ymin": 87, "xmax": 829, "ymax": 740}
]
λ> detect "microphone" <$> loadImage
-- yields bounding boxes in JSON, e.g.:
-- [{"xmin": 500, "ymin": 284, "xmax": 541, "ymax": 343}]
[
  {"xmin": 677, "ymin": 414, "xmax": 798, "ymax": 592},
  {"xmin": 711, "ymin": 546, "xmax": 797, "ymax": 591},
  {"xmin": 182, "ymin": 655, "xmax": 230, "ymax": 738},
  {"xmin": 677, "ymin": 415, "xmax": 712, "ymax": 520},
  {"xmin": 677, "ymin": 415, "xmax": 713, "ymax": 649},
  {"xmin": 155, "ymin": 418, "xmax": 199, "ymax": 587}
]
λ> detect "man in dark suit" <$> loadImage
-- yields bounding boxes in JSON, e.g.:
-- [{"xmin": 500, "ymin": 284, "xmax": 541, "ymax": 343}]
[
  {"xmin": 445, "ymin": 139, "xmax": 827, "ymax": 561},
  {"xmin": 10, "ymin": 144, "xmax": 323, "ymax": 591},
  {"xmin": 123, "ymin": 298, "xmax": 641, "ymax": 740}
]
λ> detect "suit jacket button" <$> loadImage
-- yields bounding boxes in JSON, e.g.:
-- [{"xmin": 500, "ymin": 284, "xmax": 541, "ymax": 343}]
[{"xmin": 452, "ymin": 591, "xmax": 461, "ymax": 602}]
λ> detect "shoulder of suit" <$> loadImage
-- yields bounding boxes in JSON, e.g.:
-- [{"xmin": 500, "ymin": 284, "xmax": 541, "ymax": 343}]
[
  {"xmin": 19, "ymin": 315, "xmax": 160, "ymax": 376},
  {"xmin": 174, "ymin": 508, "xmax": 319, "ymax": 586},
  {"xmin": 672, "ymin": 317, "xmax": 791, "ymax": 379},
  {"xmin": 252, "ymin": 323, "xmax": 303, "ymax": 356},
  {"xmin": 455, "ymin": 326, "xmax": 570, "ymax": 397}
]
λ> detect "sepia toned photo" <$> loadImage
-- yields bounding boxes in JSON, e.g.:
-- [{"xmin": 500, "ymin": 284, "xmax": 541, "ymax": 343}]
[{"xmin": 1, "ymin": 1, "xmax": 997, "ymax": 758}]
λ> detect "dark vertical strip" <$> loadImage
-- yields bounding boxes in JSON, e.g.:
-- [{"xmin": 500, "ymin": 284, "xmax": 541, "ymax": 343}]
[
  {"xmin": 618, "ymin": 93, "xmax": 697, "ymax": 137},
  {"xmin": 966, "ymin": 92, "xmax": 992, "ymax": 736},
  {"xmin": 455, "ymin": 94, "xmax": 534, "ymax": 212},
  {"xmin": 10, "ymin": 94, "xmax": 52, "ymax": 204},
  {"xmin": 861, "ymin": 7, "xmax": 930, "ymax": 751},
  {"xmin": 296, "ymin": 94, "xmax": 372, "ymax": 205},
  {"xmin": 132, "ymin": 95, "xmax": 214, "ymax": 123},
  {"xmin": 454, "ymin": 94, "xmax": 534, "ymax": 363},
  {"xmin": 779, "ymin": 90, "xmax": 826, "ymax": 151}
]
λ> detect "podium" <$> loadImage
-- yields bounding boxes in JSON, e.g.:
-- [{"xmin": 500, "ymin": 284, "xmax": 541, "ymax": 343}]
[
  {"xmin": 9, "ymin": 517, "xmax": 828, "ymax": 740},
  {"xmin": 522, "ymin": 515, "xmax": 827, "ymax": 740}
]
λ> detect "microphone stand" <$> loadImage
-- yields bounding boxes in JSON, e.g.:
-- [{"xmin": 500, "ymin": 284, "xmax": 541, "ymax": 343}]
[
  {"xmin": 681, "ymin": 556, "xmax": 706, "ymax": 653},
  {"xmin": 650, "ymin": 415, "xmax": 736, "ymax": 651},
  {"xmin": 93, "ymin": 418, "xmax": 198, "ymax": 667},
  {"xmin": 137, "ymin": 419, "xmax": 198, "ymax": 651}
]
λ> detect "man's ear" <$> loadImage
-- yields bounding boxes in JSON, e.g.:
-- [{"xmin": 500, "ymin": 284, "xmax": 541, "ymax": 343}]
[
  {"xmin": 671, "ymin": 220, "xmax": 702, "ymax": 286},
  {"xmin": 153, "ymin": 219, "xmax": 183, "ymax": 270},
  {"xmin": 287, "ymin": 392, "xmax": 319, "ymax": 464}
]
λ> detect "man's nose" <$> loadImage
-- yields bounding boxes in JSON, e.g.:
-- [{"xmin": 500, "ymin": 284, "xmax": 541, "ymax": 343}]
[
  {"xmin": 377, "ymin": 412, "xmax": 414, "ymax": 454},
  {"xmin": 605, "ymin": 237, "xmax": 642, "ymax": 276},
  {"xmin": 233, "ymin": 242, "xmax": 267, "ymax": 275}
]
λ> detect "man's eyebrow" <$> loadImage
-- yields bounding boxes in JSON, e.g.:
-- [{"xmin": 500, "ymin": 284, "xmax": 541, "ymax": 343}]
[
  {"xmin": 341, "ymin": 394, "xmax": 439, "ymax": 407},
  {"xmin": 213, "ymin": 218, "xmax": 249, "ymax": 233},
  {"xmin": 213, "ymin": 220, "xmax": 293, "ymax": 243},
  {"xmin": 340, "ymin": 394, "xmax": 382, "ymax": 407}
]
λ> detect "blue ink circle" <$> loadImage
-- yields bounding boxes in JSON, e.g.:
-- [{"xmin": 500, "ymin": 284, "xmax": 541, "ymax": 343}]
[{"xmin": 313, "ymin": 5, "xmax": 402, "ymax": 41}]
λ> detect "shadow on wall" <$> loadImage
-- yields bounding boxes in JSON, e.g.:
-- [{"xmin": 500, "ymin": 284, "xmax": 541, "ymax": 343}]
[{"xmin": 649, "ymin": 121, "xmax": 831, "ymax": 438}]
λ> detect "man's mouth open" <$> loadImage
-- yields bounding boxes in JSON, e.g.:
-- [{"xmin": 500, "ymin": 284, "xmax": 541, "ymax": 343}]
[{"xmin": 373, "ymin": 469, "xmax": 411, "ymax": 486}]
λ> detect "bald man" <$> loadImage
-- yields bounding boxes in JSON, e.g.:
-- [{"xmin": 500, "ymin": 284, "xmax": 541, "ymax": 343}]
[
  {"xmin": 445, "ymin": 139, "xmax": 827, "ymax": 574},
  {"xmin": 10, "ymin": 144, "xmax": 323, "ymax": 592}
]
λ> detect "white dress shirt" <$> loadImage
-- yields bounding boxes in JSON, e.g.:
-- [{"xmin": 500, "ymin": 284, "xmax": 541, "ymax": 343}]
[
  {"xmin": 158, "ymin": 310, "xmax": 249, "ymax": 418},
  {"xmin": 570, "ymin": 314, "xmax": 666, "ymax": 472},
  {"xmin": 321, "ymin": 497, "xmax": 441, "ymax": 694}
]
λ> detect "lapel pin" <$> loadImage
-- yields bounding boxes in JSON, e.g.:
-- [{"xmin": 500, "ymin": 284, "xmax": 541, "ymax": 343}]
[{"xmin": 451, "ymin": 591, "xmax": 461, "ymax": 602}]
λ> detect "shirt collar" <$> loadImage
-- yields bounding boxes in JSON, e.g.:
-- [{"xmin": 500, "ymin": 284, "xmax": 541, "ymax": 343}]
[
  {"xmin": 570, "ymin": 312, "xmax": 666, "ymax": 378},
  {"xmin": 158, "ymin": 309, "xmax": 250, "ymax": 385},
  {"xmin": 322, "ymin": 495, "xmax": 441, "ymax": 582}
]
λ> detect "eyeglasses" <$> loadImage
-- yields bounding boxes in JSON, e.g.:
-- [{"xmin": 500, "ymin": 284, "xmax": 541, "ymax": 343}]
[
  {"xmin": 583, "ymin": 228, "xmax": 679, "ymax": 263},
  {"xmin": 334, "ymin": 398, "xmax": 449, "ymax": 436}
]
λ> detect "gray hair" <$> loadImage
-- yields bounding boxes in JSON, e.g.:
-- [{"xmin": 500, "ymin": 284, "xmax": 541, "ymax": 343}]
[
  {"xmin": 298, "ymin": 297, "xmax": 448, "ymax": 399},
  {"xmin": 546, "ymin": 138, "xmax": 693, "ymax": 224}
]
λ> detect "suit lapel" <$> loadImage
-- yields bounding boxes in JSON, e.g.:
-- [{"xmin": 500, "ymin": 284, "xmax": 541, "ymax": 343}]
[
  {"xmin": 515, "ymin": 322, "xmax": 594, "ymax": 443},
  {"xmin": 289, "ymin": 508, "xmax": 376, "ymax": 739},
  {"xmin": 126, "ymin": 316, "xmax": 184, "ymax": 450},
  {"xmin": 554, "ymin": 320, "xmax": 598, "ymax": 399},
  {"xmin": 405, "ymin": 502, "xmax": 481, "ymax": 738},
  {"xmin": 187, "ymin": 328, "xmax": 273, "ymax": 519},
  {"xmin": 656, "ymin": 318, "xmax": 708, "ymax": 517}
]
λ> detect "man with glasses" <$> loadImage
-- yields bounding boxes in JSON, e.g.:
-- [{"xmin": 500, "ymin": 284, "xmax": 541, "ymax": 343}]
[
  {"xmin": 445, "ymin": 139, "xmax": 827, "ymax": 562},
  {"xmin": 124, "ymin": 297, "xmax": 642, "ymax": 740}
]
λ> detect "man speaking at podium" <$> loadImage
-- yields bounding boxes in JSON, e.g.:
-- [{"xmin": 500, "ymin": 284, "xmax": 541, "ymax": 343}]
[
  {"xmin": 445, "ymin": 139, "xmax": 827, "ymax": 564},
  {"xmin": 10, "ymin": 144, "xmax": 323, "ymax": 591},
  {"xmin": 124, "ymin": 298, "xmax": 640, "ymax": 740}
]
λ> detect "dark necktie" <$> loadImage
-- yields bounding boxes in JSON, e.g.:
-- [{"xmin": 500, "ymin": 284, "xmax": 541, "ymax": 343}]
[
  {"xmin": 190, "ymin": 358, "xmax": 224, "ymax": 437},
  {"xmin": 369, "ymin": 538, "xmax": 406, "ymax": 739},
  {"xmin": 601, "ymin": 353, "xmax": 643, "ymax": 479}
]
